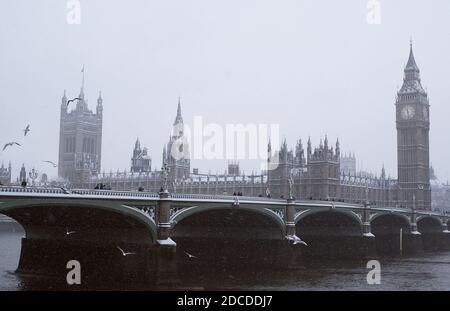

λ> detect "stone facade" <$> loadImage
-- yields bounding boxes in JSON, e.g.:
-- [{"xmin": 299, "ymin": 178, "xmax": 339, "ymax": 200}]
[
  {"xmin": 131, "ymin": 138, "xmax": 152, "ymax": 173},
  {"xmin": 0, "ymin": 162, "xmax": 11, "ymax": 185},
  {"xmin": 340, "ymin": 153, "xmax": 356, "ymax": 175},
  {"xmin": 58, "ymin": 69, "xmax": 103, "ymax": 185}
]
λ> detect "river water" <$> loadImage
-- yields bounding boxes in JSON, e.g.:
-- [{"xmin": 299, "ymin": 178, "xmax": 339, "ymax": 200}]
[{"xmin": 1, "ymin": 231, "xmax": 449, "ymax": 291}]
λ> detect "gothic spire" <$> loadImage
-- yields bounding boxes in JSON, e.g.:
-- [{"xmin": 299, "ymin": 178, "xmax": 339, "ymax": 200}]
[
  {"xmin": 135, "ymin": 137, "xmax": 141, "ymax": 150},
  {"xmin": 335, "ymin": 138, "xmax": 340, "ymax": 157},
  {"xmin": 97, "ymin": 90, "xmax": 103, "ymax": 105},
  {"xmin": 405, "ymin": 40, "xmax": 419, "ymax": 72},
  {"xmin": 174, "ymin": 97, "xmax": 183, "ymax": 125},
  {"xmin": 79, "ymin": 65, "xmax": 85, "ymax": 98},
  {"xmin": 61, "ymin": 90, "xmax": 68, "ymax": 112},
  {"xmin": 162, "ymin": 145, "xmax": 167, "ymax": 165},
  {"xmin": 398, "ymin": 40, "xmax": 426, "ymax": 97}
]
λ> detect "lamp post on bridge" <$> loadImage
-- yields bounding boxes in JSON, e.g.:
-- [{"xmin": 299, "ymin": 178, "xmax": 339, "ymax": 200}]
[
  {"xmin": 154, "ymin": 162, "xmax": 178, "ymax": 285},
  {"xmin": 160, "ymin": 163, "xmax": 170, "ymax": 194},
  {"xmin": 410, "ymin": 194, "xmax": 420, "ymax": 235},
  {"xmin": 157, "ymin": 163, "xmax": 172, "ymax": 242},
  {"xmin": 362, "ymin": 186, "xmax": 374, "ymax": 238},
  {"xmin": 285, "ymin": 172, "xmax": 298, "ymax": 239}
]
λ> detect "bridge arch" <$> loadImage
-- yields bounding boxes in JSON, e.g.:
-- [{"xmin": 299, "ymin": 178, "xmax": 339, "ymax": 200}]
[
  {"xmin": 294, "ymin": 208, "xmax": 363, "ymax": 227},
  {"xmin": 171, "ymin": 204, "xmax": 286, "ymax": 236},
  {"xmin": 370, "ymin": 212, "xmax": 411, "ymax": 228},
  {"xmin": 370, "ymin": 212, "xmax": 411, "ymax": 254},
  {"xmin": 417, "ymin": 216, "xmax": 443, "ymax": 251},
  {"xmin": 0, "ymin": 201, "xmax": 158, "ymax": 278},
  {"xmin": 416, "ymin": 215, "xmax": 443, "ymax": 228},
  {"xmin": 294, "ymin": 209, "xmax": 363, "ymax": 258},
  {"xmin": 170, "ymin": 205, "xmax": 285, "ymax": 267},
  {"xmin": 0, "ymin": 201, "xmax": 157, "ymax": 243}
]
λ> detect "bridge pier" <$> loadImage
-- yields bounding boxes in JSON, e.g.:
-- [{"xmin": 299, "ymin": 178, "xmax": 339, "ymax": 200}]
[
  {"xmin": 438, "ymin": 223, "xmax": 450, "ymax": 250},
  {"xmin": 361, "ymin": 204, "xmax": 376, "ymax": 258},
  {"xmin": 403, "ymin": 225, "xmax": 423, "ymax": 254},
  {"xmin": 285, "ymin": 198, "xmax": 296, "ymax": 237},
  {"xmin": 404, "ymin": 209, "xmax": 423, "ymax": 253},
  {"xmin": 279, "ymin": 198, "xmax": 306, "ymax": 268},
  {"xmin": 154, "ymin": 190, "xmax": 179, "ymax": 286}
]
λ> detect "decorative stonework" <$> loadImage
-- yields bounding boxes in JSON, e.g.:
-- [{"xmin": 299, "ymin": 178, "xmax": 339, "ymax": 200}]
[
  {"xmin": 128, "ymin": 205, "xmax": 155, "ymax": 221},
  {"xmin": 264, "ymin": 208, "xmax": 285, "ymax": 221},
  {"xmin": 170, "ymin": 207, "xmax": 189, "ymax": 219},
  {"xmin": 352, "ymin": 211, "xmax": 363, "ymax": 221},
  {"xmin": 294, "ymin": 209, "xmax": 308, "ymax": 222},
  {"xmin": 368, "ymin": 212, "xmax": 379, "ymax": 221}
]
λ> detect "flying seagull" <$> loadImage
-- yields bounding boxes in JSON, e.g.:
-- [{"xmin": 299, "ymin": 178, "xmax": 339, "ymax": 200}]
[
  {"xmin": 23, "ymin": 125, "xmax": 30, "ymax": 136},
  {"xmin": 287, "ymin": 235, "xmax": 308, "ymax": 246},
  {"xmin": 66, "ymin": 227, "xmax": 77, "ymax": 236},
  {"xmin": 2, "ymin": 142, "xmax": 21, "ymax": 151},
  {"xmin": 43, "ymin": 160, "xmax": 57, "ymax": 168},
  {"xmin": 66, "ymin": 97, "xmax": 82, "ymax": 107},
  {"xmin": 293, "ymin": 239, "xmax": 308, "ymax": 246},
  {"xmin": 117, "ymin": 246, "xmax": 136, "ymax": 256},
  {"xmin": 184, "ymin": 251, "xmax": 198, "ymax": 259}
]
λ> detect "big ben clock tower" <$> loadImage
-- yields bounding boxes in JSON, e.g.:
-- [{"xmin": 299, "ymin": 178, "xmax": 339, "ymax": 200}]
[{"xmin": 396, "ymin": 42, "xmax": 431, "ymax": 210}]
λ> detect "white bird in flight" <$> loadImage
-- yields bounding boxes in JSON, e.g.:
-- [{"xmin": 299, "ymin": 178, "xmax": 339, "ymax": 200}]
[
  {"xmin": 43, "ymin": 160, "xmax": 58, "ymax": 168},
  {"xmin": 288, "ymin": 235, "xmax": 308, "ymax": 246},
  {"xmin": 2, "ymin": 142, "xmax": 21, "ymax": 151},
  {"xmin": 66, "ymin": 227, "xmax": 77, "ymax": 236},
  {"xmin": 23, "ymin": 124, "xmax": 30, "ymax": 136},
  {"xmin": 185, "ymin": 251, "xmax": 198, "ymax": 259},
  {"xmin": 293, "ymin": 239, "xmax": 308, "ymax": 246},
  {"xmin": 117, "ymin": 246, "xmax": 136, "ymax": 256}
]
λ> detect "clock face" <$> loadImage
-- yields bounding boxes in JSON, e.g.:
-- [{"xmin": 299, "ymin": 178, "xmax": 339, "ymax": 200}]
[{"xmin": 401, "ymin": 105, "xmax": 415, "ymax": 120}]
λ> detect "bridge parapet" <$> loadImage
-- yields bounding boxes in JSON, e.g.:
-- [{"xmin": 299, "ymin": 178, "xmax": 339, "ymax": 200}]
[
  {"xmin": 170, "ymin": 193, "xmax": 286, "ymax": 203},
  {"xmin": 0, "ymin": 186, "xmax": 160, "ymax": 199}
]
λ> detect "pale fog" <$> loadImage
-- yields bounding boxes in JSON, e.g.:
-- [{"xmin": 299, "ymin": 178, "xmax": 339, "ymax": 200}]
[{"xmin": 0, "ymin": 0, "xmax": 449, "ymax": 182}]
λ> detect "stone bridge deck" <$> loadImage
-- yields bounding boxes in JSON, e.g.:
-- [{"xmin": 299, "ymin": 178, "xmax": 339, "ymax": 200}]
[{"xmin": 0, "ymin": 186, "xmax": 447, "ymax": 237}]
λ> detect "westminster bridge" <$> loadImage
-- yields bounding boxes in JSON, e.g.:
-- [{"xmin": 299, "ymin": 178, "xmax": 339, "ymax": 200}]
[{"xmin": 0, "ymin": 186, "xmax": 449, "ymax": 284}]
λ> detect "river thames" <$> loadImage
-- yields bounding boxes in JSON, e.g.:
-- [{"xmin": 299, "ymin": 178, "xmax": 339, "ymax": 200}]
[{"xmin": 1, "ymin": 231, "xmax": 449, "ymax": 291}]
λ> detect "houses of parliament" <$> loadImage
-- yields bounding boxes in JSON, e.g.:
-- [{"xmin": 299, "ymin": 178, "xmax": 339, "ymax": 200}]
[{"xmin": 56, "ymin": 44, "xmax": 433, "ymax": 210}]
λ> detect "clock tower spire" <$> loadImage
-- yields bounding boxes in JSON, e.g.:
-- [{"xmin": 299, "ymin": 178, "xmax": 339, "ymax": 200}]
[{"xmin": 396, "ymin": 41, "xmax": 431, "ymax": 210}]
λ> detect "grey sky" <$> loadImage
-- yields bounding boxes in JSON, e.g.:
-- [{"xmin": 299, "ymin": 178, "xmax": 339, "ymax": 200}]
[{"xmin": 0, "ymin": 0, "xmax": 449, "ymax": 181}]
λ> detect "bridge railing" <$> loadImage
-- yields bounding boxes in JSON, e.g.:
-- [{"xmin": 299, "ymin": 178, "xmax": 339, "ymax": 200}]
[
  {"xmin": 0, "ymin": 186, "xmax": 445, "ymax": 215},
  {"xmin": 0, "ymin": 186, "xmax": 66, "ymax": 194},
  {"xmin": 0, "ymin": 186, "xmax": 160, "ymax": 199},
  {"xmin": 170, "ymin": 193, "xmax": 285, "ymax": 203},
  {"xmin": 0, "ymin": 186, "xmax": 287, "ymax": 204},
  {"xmin": 72, "ymin": 189, "xmax": 160, "ymax": 198}
]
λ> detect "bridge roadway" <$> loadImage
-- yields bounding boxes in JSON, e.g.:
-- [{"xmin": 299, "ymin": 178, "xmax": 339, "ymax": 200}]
[{"xmin": 0, "ymin": 186, "xmax": 449, "ymax": 284}]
